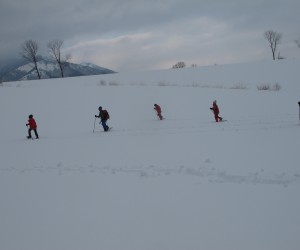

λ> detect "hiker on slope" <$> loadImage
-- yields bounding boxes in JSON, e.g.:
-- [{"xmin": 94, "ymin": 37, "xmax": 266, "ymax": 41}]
[
  {"xmin": 26, "ymin": 114, "xmax": 39, "ymax": 139},
  {"xmin": 95, "ymin": 106, "xmax": 110, "ymax": 131},
  {"xmin": 210, "ymin": 100, "xmax": 223, "ymax": 122},
  {"xmin": 154, "ymin": 104, "xmax": 163, "ymax": 120}
]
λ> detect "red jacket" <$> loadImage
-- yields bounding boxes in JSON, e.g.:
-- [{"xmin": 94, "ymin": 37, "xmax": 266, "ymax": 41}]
[
  {"xmin": 28, "ymin": 118, "xmax": 37, "ymax": 129},
  {"xmin": 154, "ymin": 104, "xmax": 161, "ymax": 114},
  {"xmin": 211, "ymin": 103, "xmax": 219, "ymax": 115}
]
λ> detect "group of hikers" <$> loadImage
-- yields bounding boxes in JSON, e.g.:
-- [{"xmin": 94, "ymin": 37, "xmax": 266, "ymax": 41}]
[
  {"xmin": 26, "ymin": 101, "xmax": 223, "ymax": 139},
  {"xmin": 93, "ymin": 104, "xmax": 165, "ymax": 132}
]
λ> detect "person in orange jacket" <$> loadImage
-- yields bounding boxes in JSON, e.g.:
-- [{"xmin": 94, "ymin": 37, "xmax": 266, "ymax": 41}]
[
  {"xmin": 210, "ymin": 100, "xmax": 223, "ymax": 122},
  {"xmin": 26, "ymin": 114, "xmax": 39, "ymax": 139},
  {"xmin": 154, "ymin": 104, "xmax": 163, "ymax": 120}
]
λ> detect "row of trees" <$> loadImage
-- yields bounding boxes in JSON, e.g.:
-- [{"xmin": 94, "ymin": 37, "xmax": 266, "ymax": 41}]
[
  {"xmin": 20, "ymin": 40, "xmax": 71, "ymax": 79},
  {"xmin": 20, "ymin": 30, "xmax": 300, "ymax": 76},
  {"xmin": 173, "ymin": 30, "xmax": 300, "ymax": 69}
]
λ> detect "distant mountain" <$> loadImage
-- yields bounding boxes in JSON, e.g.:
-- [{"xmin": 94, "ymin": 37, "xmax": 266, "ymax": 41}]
[{"xmin": 0, "ymin": 58, "xmax": 115, "ymax": 82}]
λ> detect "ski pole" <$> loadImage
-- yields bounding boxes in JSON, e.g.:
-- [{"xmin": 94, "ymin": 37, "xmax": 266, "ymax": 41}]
[
  {"xmin": 93, "ymin": 117, "xmax": 96, "ymax": 133},
  {"xmin": 298, "ymin": 101, "xmax": 300, "ymax": 122}
]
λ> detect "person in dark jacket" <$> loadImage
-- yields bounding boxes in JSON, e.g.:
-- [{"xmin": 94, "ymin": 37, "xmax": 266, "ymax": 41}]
[
  {"xmin": 210, "ymin": 100, "xmax": 223, "ymax": 122},
  {"xmin": 298, "ymin": 102, "xmax": 300, "ymax": 121},
  {"xmin": 26, "ymin": 114, "xmax": 39, "ymax": 139},
  {"xmin": 154, "ymin": 104, "xmax": 163, "ymax": 120},
  {"xmin": 95, "ymin": 106, "xmax": 110, "ymax": 131}
]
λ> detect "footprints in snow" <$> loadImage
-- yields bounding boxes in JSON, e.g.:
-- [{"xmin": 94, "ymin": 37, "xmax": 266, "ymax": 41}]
[{"xmin": 1, "ymin": 163, "xmax": 299, "ymax": 187}]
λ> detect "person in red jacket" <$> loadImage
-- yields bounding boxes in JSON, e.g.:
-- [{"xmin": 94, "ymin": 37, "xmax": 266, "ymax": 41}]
[
  {"xmin": 26, "ymin": 114, "xmax": 39, "ymax": 139},
  {"xmin": 154, "ymin": 104, "xmax": 163, "ymax": 120},
  {"xmin": 210, "ymin": 100, "xmax": 223, "ymax": 122}
]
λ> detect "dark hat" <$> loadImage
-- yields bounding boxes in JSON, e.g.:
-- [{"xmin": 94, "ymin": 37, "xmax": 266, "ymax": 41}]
[
  {"xmin": 29, "ymin": 114, "xmax": 33, "ymax": 118},
  {"xmin": 98, "ymin": 106, "xmax": 102, "ymax": 110}
]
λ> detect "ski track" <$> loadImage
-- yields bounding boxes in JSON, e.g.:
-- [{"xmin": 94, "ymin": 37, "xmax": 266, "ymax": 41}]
[
  {"xmin": 1, "ymin": 163, "xmax": 299, "ymax": 188},
  {"xmin": 92, "ymin": 117, "xmax": 299, "ymax": 137},
  {"xmin": 3, "ymin": 115, "xmax": 298, "ymax": 189}
]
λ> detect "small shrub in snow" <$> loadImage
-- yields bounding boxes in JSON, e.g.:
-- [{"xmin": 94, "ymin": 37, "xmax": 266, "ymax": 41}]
[
  {"xmin": 158, "ymin": 81, "xmax": 168, "ymax": 86},
  {"xmin": 200, "ymin": 84, "xmax": 224, "ymax": 89},
  {"xmin": 212, "ymin": 84, "xmax": 224, "ymax": 89},
  {"xmin": 108, "ymin": 81, "xmax": 119, "ymax": 86},
  {"xmin": 191, "ymin": 82, "xmax": 200, "ymax": 87},
  {"xmin": 257, "ymin": 83, "xmax": 281, "ymax": 91},
  {"xmin": 99, "ymin": 80, "xmax": 107, "ymax": 86},
  {"xmin": 272, "ymin": 83, "xmax": 281, "ymax": 91},
  {"xmin": 257, "ymin": 84, "xmax": 270, "ymax": 90},
  {"xmin": 229, "ymin": 83, "xmax": 248, "ymax": 90}
]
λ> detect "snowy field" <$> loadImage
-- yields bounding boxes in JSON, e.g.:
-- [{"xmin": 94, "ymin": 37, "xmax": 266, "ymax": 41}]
[{"xmin": 0, "ymin": 59, "xmax": 300, "ymax": 250}]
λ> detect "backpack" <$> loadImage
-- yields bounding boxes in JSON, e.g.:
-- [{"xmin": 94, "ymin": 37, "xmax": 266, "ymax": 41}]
[{"xmin": 102, "ymin": 109, "xmax": 110, "ymax": 120}]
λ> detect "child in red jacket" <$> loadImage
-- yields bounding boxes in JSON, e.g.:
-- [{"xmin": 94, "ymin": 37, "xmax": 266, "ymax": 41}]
[
  {"xmin": 26, "ymin": 114, "xmax": 39, "ymax": 139},
  {"xmin": 210, "ymin": 100, "xmax": 223, "ymax": 122},
  {"xmin": 154, "ymin": 104, "xmax": 163, "ymax": 120}
]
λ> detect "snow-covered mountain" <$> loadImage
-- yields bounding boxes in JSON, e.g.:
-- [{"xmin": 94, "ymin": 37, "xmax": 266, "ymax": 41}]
[{"xmin": 0, "ymin": 58, "xmax": 115, "ymax": 82}]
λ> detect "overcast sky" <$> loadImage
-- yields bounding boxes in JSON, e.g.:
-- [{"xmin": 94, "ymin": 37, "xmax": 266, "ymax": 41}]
[{"xmin": 1, "ymin": 0, "xmax": 300, "ymax": 71}]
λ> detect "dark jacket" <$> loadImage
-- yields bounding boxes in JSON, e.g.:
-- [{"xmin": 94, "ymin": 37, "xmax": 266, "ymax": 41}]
[{"xmin": 96, "ymin": 109, "xmax": 109, "ymax": 121}]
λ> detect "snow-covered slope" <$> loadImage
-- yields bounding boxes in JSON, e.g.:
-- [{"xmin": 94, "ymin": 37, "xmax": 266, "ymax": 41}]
[{"xmin": 0, "ymin": 59, "xmax": 300, "ymax": 250}]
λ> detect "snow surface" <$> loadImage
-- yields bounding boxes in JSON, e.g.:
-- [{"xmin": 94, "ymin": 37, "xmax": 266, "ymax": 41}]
[{"xmin": 0, "ymin": 59, "xmax": 300, "ymax": 250}]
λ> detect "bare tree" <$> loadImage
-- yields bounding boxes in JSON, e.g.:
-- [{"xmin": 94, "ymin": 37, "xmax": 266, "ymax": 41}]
[
  {"xmin": 172, "ymin": 61, "xmax": 186, "ymax": 69},
  {"xmin": 47, "ymin": 40, "xmax": 71, "ymax": 78},
  {"xmin": 264, "ymin": 30, "xmax": 282, "ymax": 60},
  {"xmin": 20, "ymin": 40, "xmax": 41, "ymax": 79}
]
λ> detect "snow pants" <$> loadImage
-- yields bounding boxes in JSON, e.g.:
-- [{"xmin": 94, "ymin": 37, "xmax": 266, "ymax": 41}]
[
  {"xmin": 28, "ymin": 128, "xmax": 39, "ymax": 139},
  {"xmin": 100, "ymin": 120, "xmax": 109, "ymax": 131},
  {"xmin": 156, "ymin": 112, "xmax": 163, "ymax": 120},
  {"xmin": 214, "ymin": 114, "xmax": 222, "ymax": 122}
]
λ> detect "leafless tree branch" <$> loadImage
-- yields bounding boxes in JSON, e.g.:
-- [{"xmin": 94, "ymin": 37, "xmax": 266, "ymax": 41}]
[
  {"xmin": 20, "ymin": 40, "xmax": 41, "ymax": 79},
  {"xmin": 48, "ymin": 40, "xmax": 71, "ymax": 78},
  {"xmin": 264, "ymin": 30, "xmax": 282, "ymax": 60}
]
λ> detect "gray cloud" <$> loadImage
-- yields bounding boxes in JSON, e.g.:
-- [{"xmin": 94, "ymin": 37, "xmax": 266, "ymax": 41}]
[{"xmin": 1, "ymin": 0, "xmax": 300, "ymax": 71}]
